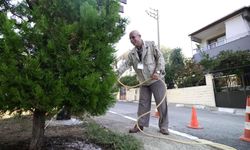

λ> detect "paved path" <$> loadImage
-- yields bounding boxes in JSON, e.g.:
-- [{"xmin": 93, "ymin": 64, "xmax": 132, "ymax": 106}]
[{"xmin": 93, "ymin": 112, "xmax": 220, "ymax": 150}]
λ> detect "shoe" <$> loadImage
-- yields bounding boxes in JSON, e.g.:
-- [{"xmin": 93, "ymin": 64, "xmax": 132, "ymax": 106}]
[
  {"xmin": 129, "ymin": 125, "xmax": 143, "ymax": 133},
  {"xmin": 159, "ymin": 128, "xmax": 169, "ymax": 135}
]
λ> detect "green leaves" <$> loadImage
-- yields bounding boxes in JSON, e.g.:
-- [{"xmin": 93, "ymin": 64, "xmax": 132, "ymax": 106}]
[
  {"xmin": 118, "ymin": 75, "xmax": 139, "ymax": 87},
  {"xmin": 85, "ymin": 122, "xmax": 142, "ymax": 150},
  {"xmin": 163, "ymin": 48, "xmax": 205, "ymax": 88},
  {"xmin": 164, "ymin": 48, "xmax": 185, "ymax": 89},
  {"xmin": 200, "ymin": 50, "xmax": 250, "ymax": 74},
  {"xmin": 0, "ymin": 0, "xmax": 126, "ymax": 116}
]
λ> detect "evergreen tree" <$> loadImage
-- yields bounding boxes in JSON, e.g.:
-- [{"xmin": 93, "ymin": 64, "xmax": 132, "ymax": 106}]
[
  {"xmin": 165, "ymin": 48, "xmax": 184, "ymax": 88},
  {"xmin": 0, "ymin": 0, "xmax": 126, "ymax": 149},
  {"xmin": 176, "ymin": 59, "xmax": 205, "ymax": 88}
]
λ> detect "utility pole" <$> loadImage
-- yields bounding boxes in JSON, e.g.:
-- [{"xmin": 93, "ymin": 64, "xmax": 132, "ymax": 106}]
[{"xmin": 146, "ymin": 8, "xmax": 160, "ymax": 50}]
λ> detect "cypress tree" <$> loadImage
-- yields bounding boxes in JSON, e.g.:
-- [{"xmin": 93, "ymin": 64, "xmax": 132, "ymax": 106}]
[{"xmin": 0, "ymin": 0, "xmax": 126, "ymax": 149}]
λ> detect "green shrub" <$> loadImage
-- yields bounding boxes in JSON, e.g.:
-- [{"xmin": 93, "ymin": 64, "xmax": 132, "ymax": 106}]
[
  {"xmin": 85, "ymin": 122, "xmax": 142, "ymax": 150},
  {"xmin": 118, "ymin": 75, "xmax": 139, "ymax": 87}
]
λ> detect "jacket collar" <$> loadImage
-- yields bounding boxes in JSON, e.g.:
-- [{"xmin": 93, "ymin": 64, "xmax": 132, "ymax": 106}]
[{"xmin": 131, "ymin": 41, "xmax": 149, "ymax": 61}]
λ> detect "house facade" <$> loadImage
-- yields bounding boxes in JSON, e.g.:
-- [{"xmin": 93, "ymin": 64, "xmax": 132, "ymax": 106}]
[
  {"xmin": 190, "ymin": 6, "xmax": 250, "ymax": 62},
  {"xmin": 189, "ymin": 6, "xmax": 250, "ymax": 109}
]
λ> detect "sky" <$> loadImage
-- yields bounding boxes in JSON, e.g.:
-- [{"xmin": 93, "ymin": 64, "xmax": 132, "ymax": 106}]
[{"xmin": 115, "ymin": 0, "xmax": 250, "ymax": 58}]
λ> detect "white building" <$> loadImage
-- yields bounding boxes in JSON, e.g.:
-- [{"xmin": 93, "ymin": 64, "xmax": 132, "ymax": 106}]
[{"xmin": 190, "ymin": 6, "xmax": 250, "ymax": 62}]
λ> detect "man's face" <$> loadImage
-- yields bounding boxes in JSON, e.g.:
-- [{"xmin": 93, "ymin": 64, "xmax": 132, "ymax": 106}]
[{"xmin": 129, "ymin": 33, "xmax": 142, "ymax": 48}]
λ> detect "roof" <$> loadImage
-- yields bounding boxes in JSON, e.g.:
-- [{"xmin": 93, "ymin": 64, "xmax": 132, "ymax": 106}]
[{"xmin": 189, "ymin": 6, "xmax": 250, "ymax": 36}]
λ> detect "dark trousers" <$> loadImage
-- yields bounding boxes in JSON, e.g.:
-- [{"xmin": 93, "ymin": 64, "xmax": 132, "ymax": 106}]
[{"xmin": 138, "ymin": 80, "xmax": 169, "ymax": 130}]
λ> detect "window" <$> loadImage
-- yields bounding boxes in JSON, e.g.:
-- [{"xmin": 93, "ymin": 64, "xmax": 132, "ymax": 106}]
[{"xmin": 207, "ymin": 33, "xmax": 226, "ymax": 49}]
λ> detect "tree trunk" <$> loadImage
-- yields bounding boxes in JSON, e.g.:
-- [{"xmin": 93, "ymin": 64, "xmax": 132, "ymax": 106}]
[{"xmin": 29, "ymin": 109, "xmax": 46, "ymax": 150}]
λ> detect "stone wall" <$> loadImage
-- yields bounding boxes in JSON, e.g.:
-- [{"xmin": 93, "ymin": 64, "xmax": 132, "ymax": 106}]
[{"xmin": 117, "ymin": 74, "xmax": 216, "ymax": 107}]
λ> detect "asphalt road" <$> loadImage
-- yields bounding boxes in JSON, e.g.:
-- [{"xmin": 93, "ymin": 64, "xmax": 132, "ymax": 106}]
[{"xmin": 109, "ymin": 101, "xmax": 250, "ymax": 150}]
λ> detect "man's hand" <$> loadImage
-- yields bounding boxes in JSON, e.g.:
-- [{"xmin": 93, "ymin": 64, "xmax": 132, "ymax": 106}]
[{"xmin": 151, "ymin": 73, "xmax": 160, "ymax": 80}]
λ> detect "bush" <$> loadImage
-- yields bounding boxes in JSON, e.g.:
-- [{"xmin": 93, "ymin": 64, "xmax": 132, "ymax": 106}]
[
  {"xmin": 118, "ymin": 75, "xmax": 139, "ymax": 87},
  {"xmin": 86, "ymin": 122, "xmax": 142, "ymax": 150}
]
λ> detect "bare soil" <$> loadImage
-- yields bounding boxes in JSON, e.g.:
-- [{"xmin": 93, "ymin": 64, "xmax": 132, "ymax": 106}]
[{"xmin": 0, "ymin": 115, "xmax": 104, "ymax": 150}]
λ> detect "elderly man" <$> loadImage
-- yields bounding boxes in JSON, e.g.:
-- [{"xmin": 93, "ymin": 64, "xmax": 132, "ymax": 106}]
[{"xmin": 117, "ymin": 30, "xmax": 169, "ymax": 135}]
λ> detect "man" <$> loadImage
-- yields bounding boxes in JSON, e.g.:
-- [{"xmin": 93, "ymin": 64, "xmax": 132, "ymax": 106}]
[{"xmin": 117, "ymin": 30, "xmax": 169, "ymax": 135}]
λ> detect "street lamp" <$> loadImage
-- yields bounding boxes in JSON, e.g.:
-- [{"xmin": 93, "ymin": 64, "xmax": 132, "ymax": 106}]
[{"xmin": 146, "ymin": 8, "xmax": 160, "ymax": 50}]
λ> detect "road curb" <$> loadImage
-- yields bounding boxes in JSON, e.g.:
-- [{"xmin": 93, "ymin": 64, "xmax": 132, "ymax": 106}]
[
  {"xmin": 174, "ymin": 103, "xmax": 245, "ymax": 116},
  {"xmin": 117, "ymin": 100, "xmax": 245, "ymax": 116}
]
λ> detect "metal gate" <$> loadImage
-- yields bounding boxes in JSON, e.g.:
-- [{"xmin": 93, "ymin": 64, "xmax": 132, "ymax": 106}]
[{"xmin": 213, "ymin": 71, "xmax": 250, "ymax": 108}]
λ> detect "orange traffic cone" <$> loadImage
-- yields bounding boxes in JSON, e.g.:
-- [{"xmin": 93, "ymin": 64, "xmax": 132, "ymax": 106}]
[
  {"xmin": 187, "ymin": 106, "xmax": 203, "ymax": 129},
  {"xmin": 240, "ymin": 96, "xmax": 250, "ymax": 142},
  {"xmin": 153, "ymin": 109, "xmax": 160, "ymax": 118}
]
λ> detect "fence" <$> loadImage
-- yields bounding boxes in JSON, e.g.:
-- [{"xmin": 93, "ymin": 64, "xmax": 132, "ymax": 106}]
[{"xmin": 117, "ymin": 74, "xmax": 216, "ymax": 107}]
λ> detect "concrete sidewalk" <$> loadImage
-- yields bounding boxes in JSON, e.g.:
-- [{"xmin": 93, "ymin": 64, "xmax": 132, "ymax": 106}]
[{"xmin": 93, "ymin": 112, "xmax": 222, "ymax": 150}]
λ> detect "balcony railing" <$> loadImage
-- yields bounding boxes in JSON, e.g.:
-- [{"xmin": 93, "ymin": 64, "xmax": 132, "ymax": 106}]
[{"xmin": 194, "ymin": 31, "xmax": 250, "ymax": 53}]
